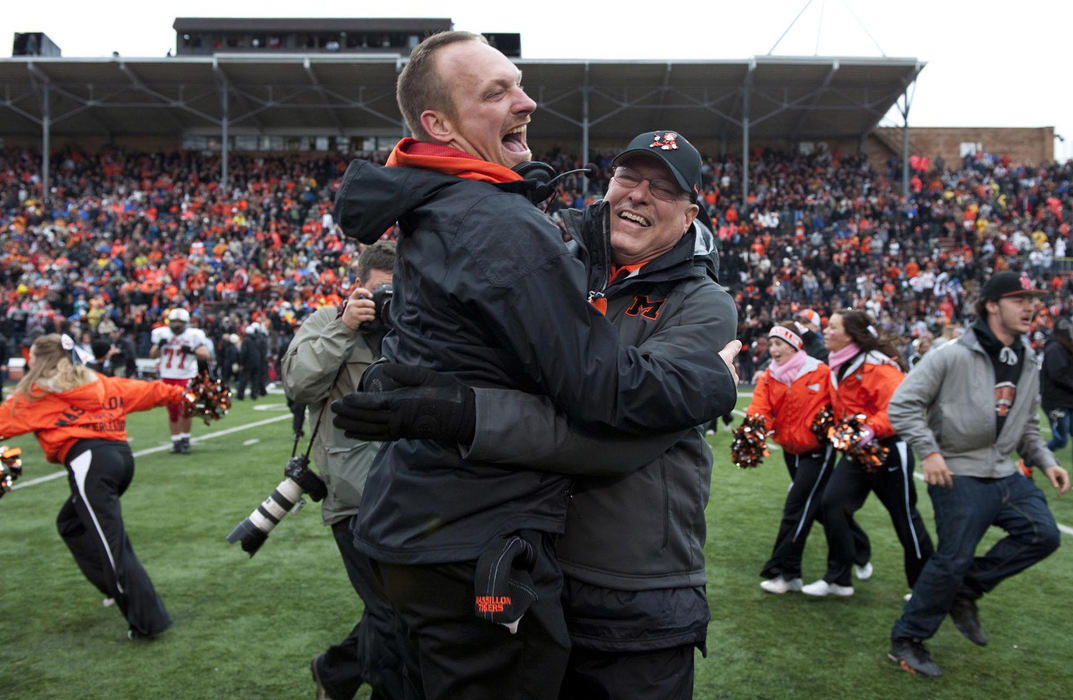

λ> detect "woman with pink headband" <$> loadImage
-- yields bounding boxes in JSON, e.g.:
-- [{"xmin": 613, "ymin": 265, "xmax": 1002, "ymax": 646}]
[
  {"xmin": 746, "ymin": 321, "xmax": 869, "ymax": 594},
  {"xmin": 802, "ymin": 309, "xmax": 934, "ymax": 598}
]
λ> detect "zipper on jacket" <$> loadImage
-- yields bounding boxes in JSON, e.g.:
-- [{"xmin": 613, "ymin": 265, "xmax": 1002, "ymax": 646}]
[{"xmin": 660, "ymin": 459, "xmax": 670, "ymax": 549}]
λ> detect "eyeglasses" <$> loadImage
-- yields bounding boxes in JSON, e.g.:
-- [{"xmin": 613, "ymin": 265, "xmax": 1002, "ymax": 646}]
[{"xmin": 611, "ymin": 167, "xmax": 688, "ymax": 202}]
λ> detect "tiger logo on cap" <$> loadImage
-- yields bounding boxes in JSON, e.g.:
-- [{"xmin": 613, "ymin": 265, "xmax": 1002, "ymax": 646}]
[{"xmin": 649, "ymin": 132, "xmax": 679, "ymax": 150}]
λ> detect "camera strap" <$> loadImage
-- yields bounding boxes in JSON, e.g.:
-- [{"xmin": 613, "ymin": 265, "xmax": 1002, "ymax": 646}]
[{"xmin": 291, "ymin": 364, "xmax": 348, "ymax": 462}]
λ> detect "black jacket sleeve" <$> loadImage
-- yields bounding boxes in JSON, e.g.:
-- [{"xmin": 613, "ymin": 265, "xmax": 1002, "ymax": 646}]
[{"xmin": 461, "ymin": 388, "xmax": 687, "ymax": 475}]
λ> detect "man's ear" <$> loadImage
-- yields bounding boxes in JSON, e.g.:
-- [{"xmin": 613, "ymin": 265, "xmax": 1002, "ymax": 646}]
[
  {"xmin": 420, "ymin": 109, "xmax": 453, "ymax": 144},
  {"xmin": 683, "ymin": 203, "xmax": 700, "ymax": 232}
]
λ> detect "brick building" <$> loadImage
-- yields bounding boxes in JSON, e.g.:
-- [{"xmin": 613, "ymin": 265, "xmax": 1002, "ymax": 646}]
[{"xmin": 868, "ymin": 126, "xmax": 1056, "ymax": 168}]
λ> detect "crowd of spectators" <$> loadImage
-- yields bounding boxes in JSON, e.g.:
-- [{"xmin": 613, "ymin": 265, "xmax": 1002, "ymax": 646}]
[
  {"xmin": 701, "ymin": 148, "xmax": 1073, "ymax": 378},
  {"xmin": 2, "ymin": 143, "xmax": 1071, "ymax": 385}
]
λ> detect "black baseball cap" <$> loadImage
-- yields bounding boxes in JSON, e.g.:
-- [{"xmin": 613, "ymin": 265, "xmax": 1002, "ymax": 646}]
[
  {"xmin": 611, "ymin": 130, "xmax": 702, "ymax": 197},
  {"xmin": 979, "ymin": 271, "xmax": 1046, "ymax": 299}
]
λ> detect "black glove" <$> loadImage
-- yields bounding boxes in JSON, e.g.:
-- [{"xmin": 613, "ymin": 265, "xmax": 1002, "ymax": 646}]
[
  {"xmin": 360, "ymin": 360, "xmax": 402, "ymax": 392},
  {"xmin": 157, "ymin": 337, "xmax": 169, "ymax": 349},
  {"xmin": 181, "ymin": 345, "xmax": 196, "ymax": 356},
  {"xmin": 332, "ymin": 364, "xmax": 475, "ymax": 444}
]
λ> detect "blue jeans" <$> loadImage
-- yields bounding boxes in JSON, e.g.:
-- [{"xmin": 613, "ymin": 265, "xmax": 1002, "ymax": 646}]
[
  {"xmin": 891, "ymin": 473, "xmax": 1060, "ymax": 641},
  {"xmin": 1046, "ymin": 408, "xmax": 1070, "ymax": 457}
]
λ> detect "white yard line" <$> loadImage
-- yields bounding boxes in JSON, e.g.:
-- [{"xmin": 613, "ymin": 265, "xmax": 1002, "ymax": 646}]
[
  {"xmin": 11, "ymin": 414, "xmax": 291, "ymax": 491},
  {"xmin": 21, "ymin": 405, "xmax": 1072, "ymax": 537}
]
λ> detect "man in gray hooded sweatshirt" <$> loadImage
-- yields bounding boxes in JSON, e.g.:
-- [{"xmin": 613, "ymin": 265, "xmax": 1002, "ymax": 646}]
[{"xmin": 886, "ymin": 271, "xmax": 1069, "ymax": 678}]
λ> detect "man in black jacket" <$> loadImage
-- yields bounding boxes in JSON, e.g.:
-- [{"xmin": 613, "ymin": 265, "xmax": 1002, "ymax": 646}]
[
  {"xmin": 347, "ymin": 132, "xmax": 737, "ymax": 699},
  {"xmin": 100, "ymin": 320, "xmax": 138, "ymax": 379},
  {"xmin": 796, "ymin": 308, "xmax": 828, "ymax": 362},
  {"xmin": 1041, "ymin": 314, "xmax": 1073, "ymax": 463},
  {"xmin": 343, "ymin": 132, "xmax": 738, "ymax": 699},
  {"xmin": 331, "ymin": 31, "xmax": 738, "ymax": 700},
  {"xmin": 237, "ymin": 324, "xmax": 267, "ymax": 400},
  {"xmin": 219, "ymin": 333, "xmax": 240, "ymax": 391}
]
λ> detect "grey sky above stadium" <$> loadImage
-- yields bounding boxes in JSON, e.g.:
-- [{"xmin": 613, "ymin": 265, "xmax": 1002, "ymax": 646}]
[{"xmin": 5, "ymin": 0, "xmax": 1071, "ymax": 161}]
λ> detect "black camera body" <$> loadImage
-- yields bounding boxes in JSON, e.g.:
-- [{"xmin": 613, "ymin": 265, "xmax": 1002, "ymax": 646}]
[
  {"xmin": 226, "ymin": 455, "xmax": 327, "ymax": 556},
  {"xmin": 359, "ymin": 282, "xmax": 393, "ymax": 333},
  {"xmin": 284, "ymin": 454, "xmax": 328, "ymax": 501}
]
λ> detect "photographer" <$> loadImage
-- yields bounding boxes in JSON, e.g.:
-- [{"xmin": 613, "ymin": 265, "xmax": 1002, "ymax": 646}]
[
  {"xmin": 97, "ymin": 319, "xmax": 138, "ymax": 379},
  {"xmin": 86, "ymin": 338, "xmax": 116, "ymax": 376},
  {"xmin": 281, "ymin": 241, "xmax": 402, "ymax": 700}
]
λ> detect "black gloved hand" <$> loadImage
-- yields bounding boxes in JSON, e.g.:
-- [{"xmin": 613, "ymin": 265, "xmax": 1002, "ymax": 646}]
[
  {"xmin": 360, "ymin": 360, "xmax": 404, "ymax": 392},
  {"xmin": 332, "ymin": 364, "xmax": 475, "ymax": 444},
  {"xmin": 181, "ymin": 345, "xmax": 196, "ymax": 356},
  {"xmin": 157, "ymin": 337, "xmax": 169, "ymax": 349}
]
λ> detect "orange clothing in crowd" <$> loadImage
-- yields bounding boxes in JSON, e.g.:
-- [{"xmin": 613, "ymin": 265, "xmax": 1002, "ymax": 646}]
[
  {"xmin": 0, "ymin": 375, "xmax": 185, "ymax": 464},
  {"xmin": 747, "ymin": 357, "xmax": 833, "ymax": 454}
]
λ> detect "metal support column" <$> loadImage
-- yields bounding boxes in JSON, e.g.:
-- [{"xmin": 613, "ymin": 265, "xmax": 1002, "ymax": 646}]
[
  {"xmin": 902, "ymin": 115, "xmax": 910, "ymax": 198},
  {"xmin": 40, "ymin": 82, "xmax": 50, "ymax": 206},
  {"xmin": 741, "ymin": 66, "xmax": 753, "ymax": 208},
  {"xmin": 901, "ymin": 101, "xmax": 910, "ymax": 198},
  {"xmin": 897, "ymin": 80, "xmax": 916, "ymax": 199},
  {"xmin": 742, "ymin": 116, "xmax": 750, "ymax": 208},
  {"xmin": 220, "ymin": 85, "xmax": 229, "ymax": 189}
]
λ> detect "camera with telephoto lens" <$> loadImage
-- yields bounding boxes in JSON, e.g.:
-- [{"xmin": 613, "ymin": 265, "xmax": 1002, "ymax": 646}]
[
  {"xmin": 225, "ymin": 455, "xmax": 327, "ymax": 556},
  {"xmin": 359, "ymin": 283, "xmax": 393, "ymax": 333}
]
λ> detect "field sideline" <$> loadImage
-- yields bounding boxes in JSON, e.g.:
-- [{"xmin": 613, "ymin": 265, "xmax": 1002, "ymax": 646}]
[{"xmin": 1, "ymin": 390, "xmax": 1070, "ymax": 698}]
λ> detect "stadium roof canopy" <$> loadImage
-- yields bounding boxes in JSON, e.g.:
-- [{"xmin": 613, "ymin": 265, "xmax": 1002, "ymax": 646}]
[{"xmin": 0, "ymin": 53, "xmax": 924, "ymax": 196}]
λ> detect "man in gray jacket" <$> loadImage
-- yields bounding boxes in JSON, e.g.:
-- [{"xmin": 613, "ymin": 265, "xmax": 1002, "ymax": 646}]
[
  {"xmin": 335, "ymin": 131, "xmax": 739, "ymax": 699},
  {"xmin": 282, "ymin": 241, "xmax": 401, "ymax": 700},
  {"xmin": 886, "ymin": 271, "xmax": 1069, "ymax": 678}
]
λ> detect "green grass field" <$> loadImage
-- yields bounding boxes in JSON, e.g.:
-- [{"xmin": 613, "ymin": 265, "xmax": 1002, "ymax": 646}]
[{"xmin": 1, "ymin": 388, "xmax": 1070, "ymax": 699}]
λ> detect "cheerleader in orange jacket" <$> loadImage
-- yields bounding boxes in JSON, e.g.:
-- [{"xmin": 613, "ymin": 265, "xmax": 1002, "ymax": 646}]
[
  {"xmin": 801, "ymin": 311, "xmax": 934, "ymax": 597},
  {"xmin": 748, "ymin": 322, "xmax": 869, "ymax": 594},
  {"xmin": 0, "ymin": 334, "xmax": 188, "ymax": 639}
]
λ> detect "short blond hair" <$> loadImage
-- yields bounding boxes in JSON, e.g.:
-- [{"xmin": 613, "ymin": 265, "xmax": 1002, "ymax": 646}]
[{"xmin": 396, "ymin": 31, "xmax": 487, "ymax": 141}]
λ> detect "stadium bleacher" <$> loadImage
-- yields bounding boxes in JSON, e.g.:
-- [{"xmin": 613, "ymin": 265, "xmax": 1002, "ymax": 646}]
[{"xmin": 1, "ymin": 145, "xmax": 1071, "ymax": 384}]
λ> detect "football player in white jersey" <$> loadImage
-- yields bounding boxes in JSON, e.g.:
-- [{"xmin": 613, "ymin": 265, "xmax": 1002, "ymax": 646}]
[{"xmin": 149, "ymin": 309, "xmax": 210, "ymax": 454}]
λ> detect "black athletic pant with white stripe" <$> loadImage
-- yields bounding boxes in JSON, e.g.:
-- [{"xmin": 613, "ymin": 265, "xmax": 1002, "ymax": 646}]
[
  {"xmin": 819, "ymin": 438, "xmax": 935, "ymax": 588},
  {"xmin": 760, "ymin": 448, "xmax": 871, "ymax": 580},
  {"xmin": 57, "ymin": 439, "xmax": 172, "ymax": 637}
]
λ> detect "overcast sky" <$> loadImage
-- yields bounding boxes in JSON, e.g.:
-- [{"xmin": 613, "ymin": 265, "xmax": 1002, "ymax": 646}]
[{"xmin": 4, "ymin": 0, "xmax": 1071, "ymax": 160}]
